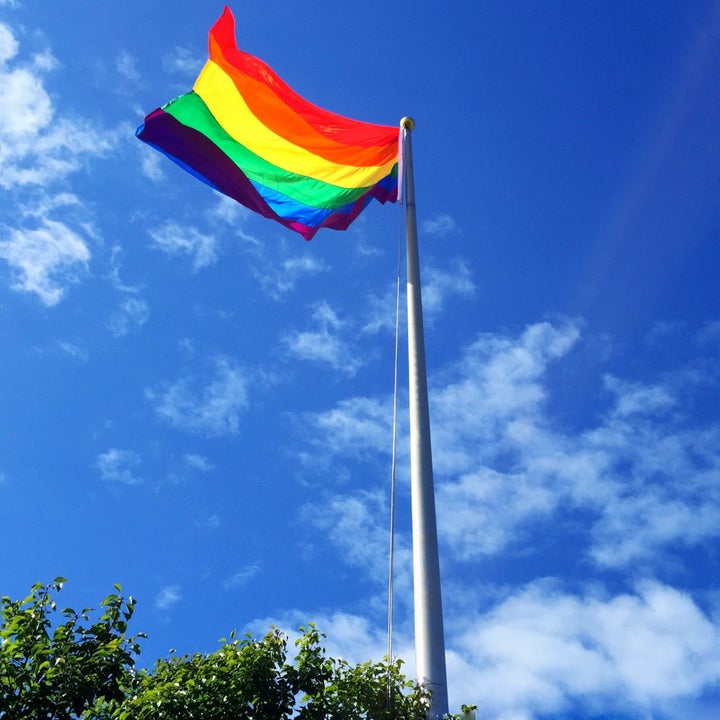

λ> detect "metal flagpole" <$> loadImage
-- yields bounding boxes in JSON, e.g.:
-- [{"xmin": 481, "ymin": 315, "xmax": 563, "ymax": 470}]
[{"xmin": 400, "ymin": 117, "xmax": 449, "ymax": 720}]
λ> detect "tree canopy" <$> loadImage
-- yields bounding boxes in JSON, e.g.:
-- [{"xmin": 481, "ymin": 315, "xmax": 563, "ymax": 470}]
[{"xmin": 0, "ymin": 579, "xmax": 429, "ymax": 720}]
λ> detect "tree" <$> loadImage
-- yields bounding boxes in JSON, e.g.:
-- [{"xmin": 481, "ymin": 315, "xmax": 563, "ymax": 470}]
[
  {"xmin": 0, "ymin": 580, "xmax": 429, "ymax": 720},
  {"xmin": 0, "ymin": 578, "xmax": 143, "ymax": 719}
]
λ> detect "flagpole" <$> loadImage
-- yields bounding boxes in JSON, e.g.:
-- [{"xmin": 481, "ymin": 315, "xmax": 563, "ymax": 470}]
[{"xmin": 401, "ymin": 117, "xmax": 449, "ymax": 720}]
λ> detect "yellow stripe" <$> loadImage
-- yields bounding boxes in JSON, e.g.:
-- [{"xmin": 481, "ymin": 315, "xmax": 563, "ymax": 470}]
[{"xmin": 193, "ymin": 61, "xmax": 396, "ymax": 190}]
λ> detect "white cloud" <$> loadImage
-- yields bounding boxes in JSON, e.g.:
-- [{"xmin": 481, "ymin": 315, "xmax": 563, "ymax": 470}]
[
  {"xmin": 108, "ymin": 245, "xmax": 142, "ymax": 294},
  {"xmin": 195, "ymin": 514, "xmax": 221, "ymax": 530},
  {"xmin": 696, "ymin": 320, "xmax": 720, "ymax": 347},
  {"xmin": 297, "ymin": 319, "xmax": 720, "ymax": 572},
  {"xmin": 155, "ymin": 585, "xmax": 182, "ymax": 611},
  {"xmin": 223, "ymin": 565, "xmax": 260, "ymax": 589},
  {"xmin": 603, "ymin": 374, "xmax": 676, "ymax": 418},
  {"xmin": 19, "ymin": 191, "xmax": 81, "ymax": 219},
  {"xmin": 448, "ymin": 580, "xmax": 720, "ymax": 718},
  {"xmin": 301, "ymin": 395, "xmax": 393, "ymax": 462},
  {"xmin": 0, "ymin": 25, "xmax": 114, "ymax": 189},
  {"xmin": 0, "ymin": 218, "xmax": 90, "ymax": 305},
  {"xmin": 303, "ymin": 490, "xmax": 411, "ymax": 589},
  {"xmin": 246, "ymin": 609, "xmax": 400, "ymax": 670},
  {"xmin": 360, "ymin": 285, "xmax": 401, "ymax": 335},
  {"xmin": 360, "ymin": 259, "xmax": 474, "ymax": 335},
  {"xmin": 0, "ymin": 22, "xmax": 115, "ymax": 301},
  {"xmin": 421, "ymin": 214, "xmax": 457, "ymax": 236},
  {"xmin": 252, "ymin": 579, "xmax": 720, "ymax": 718},
  {"xmin": 149, "ymin": 221, "xmax": 217, "ymax": 270},
  {"xmin": 430, "ymin": 321, "xmax": 581, "ymax": 476},
  {"xmin": 116, "ymin": 51, "xmax": 139, "ymax": 81},
  {"xmin": 162, "ymin": 45, "xmax": 203, "ymax": 77},
  {"xmin": 207, "ymin": 194, "xmax": 251, "ymax": 228},
  {"xmin": 0, "ymin": 22, "xmax": 19, "ymax": 65},
  {"xmin": 184, "ymin": 453, "xmax": 214, "ymax": 472},
  {"xmin": 438, "ymin": 467, "xmax": 558, "ymax": 559},
  {"xmin": 1, "ymin": 116, "xmax": 113, "ymax": 188},
  {"xmin": 96, "ymin": 449, "xmax": 142, "ymax": 486},
  {"xmin": 429, "ymin": 320, "xmax": 720, "ymax": 567},
  {"xmin": 108, "ymin": 297, "xmax": 150, "ymax": 337},
  {"xmin": 30, "ymin": 50, "xmax": 57, "ymax": 73},
  {"xmin": 422, "ymin": 259, "xmax": 475, "ymax": 318},
  {"xmin": 0, "ymin": 64, "xmax": 52, "ymax": 137},
  {"xmin": 139, "ymin": 146, "xmax": 165, "ymax": 182},
  {"xmin": 56, "ymin": 340, "xmax": 88, "ymax": 362},
  {"xmin": 283, "ymin": 302, "xmax": 363, "ymax": 375},
  {"xmin": 146, "ymin": 356, "xmax": 249, "ymax": 436},
  {"xmin": 254, "ymin": 252, "xmax": 327, "ymax": 299}
]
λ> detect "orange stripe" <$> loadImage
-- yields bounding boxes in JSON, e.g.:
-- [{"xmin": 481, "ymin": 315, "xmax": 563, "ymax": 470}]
[
  {"xmin": 208, "ymin": 9, "xmax": 399, "ymax": 159},
  {"xmin": 195, "ymin": 60, "xmax": 397, "ymax": 187}
]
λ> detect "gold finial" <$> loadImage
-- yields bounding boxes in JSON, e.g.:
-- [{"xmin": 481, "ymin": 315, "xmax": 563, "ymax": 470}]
[{"xmin": 400, "ymin": 116, "xmax": 415, "ymax": 130}]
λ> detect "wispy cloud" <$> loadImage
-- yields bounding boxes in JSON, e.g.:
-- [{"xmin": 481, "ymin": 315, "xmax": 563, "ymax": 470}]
[
  {"xmin": 96, "ymin": 448, "xmax": 142, "ymax": 486},
  {"xmin": 421, "ymin": 213, "xmax": 457, "ymax": 237},
  {"xmin": 138, "ymin": 146, "xmax": 165, "ymax": 182},
  {"xmin": 184, "ymin": 453, "xmax": 214, "ymax": 472},
  {"xmin": 0, "ymin": 60, "xmax": 53, "ymax": 139},
  {"xmin": 56, "ymin": 340, "xmax": 89, "ymax": 362},
  {"xmin": 359, "ymin": 258, "xmax": 474, "ymax": 335},
  {"xmin": 108, "ymin": 297, "xmax": 150, "ymax": 337},
  {"xmin": 223, "ymin": 565, "xmax": 261, "ymax": 590},
  {"xmin": 300, "ymin": 395, "xmax": 393, "ymax": 463},
  {"xmin": 18, "ymin": 191, "xmax": 81, "ymax": 219},
  {"xmin": 422, "ymin": 259, "xmax": 475, "ymax": 318},
  {"xmin": 431, "ymin": 320, "xmax": 720, "ymax": 569},
  {"xmin": 0, "ymin": 218, "xmax": 91, "ymax": 305},
  {"xmin": 148, "ymin": 221, "xmax": 217, "ymax": 270},
  {"xmin": 302, "ymin": 490, "xmax": 413, "ymax": 592},
  {"xmin": 696, "ymin": 319, "xmax": 720, "ymax": 347},
  {"xmin": 296, "ymin": 319, "xmax": 720, "ymax": 574},
  {"xmin": 155, "ymin": 585, "xmax": 182, "ymax": 611},
  {"xmin": 195, "ymin": 514, "xmax": 221, "ymax": 530},
  {"xmin": 246, "ymin": 609, "xmax": 398, "ymax": 670},
  {"xmin": 0, "ymin": 24, "xmax": 113, "ymax": 189},
  {"xmin": 359, "ymin": 284, "xmax": 400, "ymax": 335},
  {"xmin": 253, "ymin": 252, "xmax": 327, "ymax": 299},
  {"xmin": 105, "ymin": 245, "xmax": 150, "ymax": 336},
  {"xmin": 146, "ymin": 356, "xmax": 249, "ymax": 436},
  {"xmin": 0, "ymin": 22, "xmax": 19, "ymax": 64},
  {"xmin": 162, "ymin": 45, "xmax": 203, "ymax": 77},
  {"xmin": 283, "ymin": 302, "xmax": 365, "ymax": 376},
  {"xmin": 207, "ymin": 194, "xmax": 252, "ymax": 229},
  {"xmin": 0, "ymin": 22, "xmax": 114, "ymax": 303},
  {"xmin": 116, "ymin": 51, "xmax": 140, "ymax": 82}
]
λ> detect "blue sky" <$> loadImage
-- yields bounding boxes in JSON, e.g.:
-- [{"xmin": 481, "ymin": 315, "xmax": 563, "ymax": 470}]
[{"xmin": 2, "ymin": 1, "xmax": 720, "ymax": 718}]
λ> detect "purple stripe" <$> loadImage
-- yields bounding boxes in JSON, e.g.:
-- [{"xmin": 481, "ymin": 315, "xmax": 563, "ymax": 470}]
[{"xmin": 137, "ymin": 109, "xmax": 310, "ymax": 235}]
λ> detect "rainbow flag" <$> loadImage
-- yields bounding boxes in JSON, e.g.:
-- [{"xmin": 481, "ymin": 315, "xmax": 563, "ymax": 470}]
[{"xmin": 136, "ymin": 6, "xmax": 399, "ymax": 241}]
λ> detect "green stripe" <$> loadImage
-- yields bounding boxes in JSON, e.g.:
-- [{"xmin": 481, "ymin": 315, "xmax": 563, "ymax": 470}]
[{"xmin": 163, "ymin": 92, "xmax": 373, "ymax": 210}]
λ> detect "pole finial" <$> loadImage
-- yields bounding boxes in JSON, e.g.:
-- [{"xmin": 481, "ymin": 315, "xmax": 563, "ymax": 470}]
[{"xmin": 400, "ymin": 116, "xmax": 416, "ymax": 130}]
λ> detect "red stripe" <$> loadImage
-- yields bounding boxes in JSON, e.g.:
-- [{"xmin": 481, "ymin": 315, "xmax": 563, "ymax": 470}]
[{"xmin": 209, "ymin": 7, "xmax": 399, "ymax": 150}]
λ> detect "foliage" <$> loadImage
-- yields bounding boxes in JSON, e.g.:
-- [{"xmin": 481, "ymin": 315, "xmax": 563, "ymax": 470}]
[
  {"xmin": 0, "ymin": 578, "xmax": 143, "ymax": 720},
  {"xmin": 0, "ymin": 581, "xmax": 429, "ymax": 720},
  {"xmin": 444, "ymin": 704, "xmax": 478, "ymax": 720}
]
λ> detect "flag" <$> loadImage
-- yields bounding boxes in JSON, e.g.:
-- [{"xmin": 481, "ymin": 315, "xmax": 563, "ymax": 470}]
[{"xmin": 136, "ymin": 6, "xmax": 399, "ymax": 241}]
